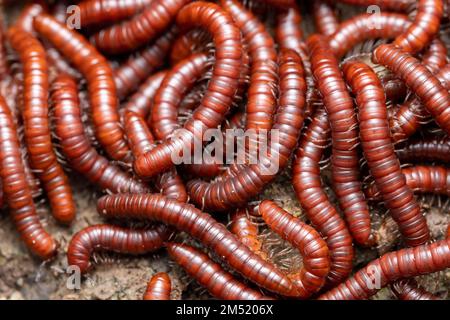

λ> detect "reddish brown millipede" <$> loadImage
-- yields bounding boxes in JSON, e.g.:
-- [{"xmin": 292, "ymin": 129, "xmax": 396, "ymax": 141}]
[{"xmin": 143, "ymin": 272, "xmax": 172, "ymax": 300}]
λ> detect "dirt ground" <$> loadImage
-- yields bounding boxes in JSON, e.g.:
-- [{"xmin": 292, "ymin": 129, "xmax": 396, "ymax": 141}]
[{"xmin": 0, "ymin": 1, "xmax": 449, "ymax": 301}]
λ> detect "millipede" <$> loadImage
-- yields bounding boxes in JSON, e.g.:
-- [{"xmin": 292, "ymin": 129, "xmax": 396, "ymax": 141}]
[
  {"xmin": 0, "ymin": 93, "xmax": 57, "ymax": 260},
  {"xmin": 148, "ymin": 52, "xmax": 224, "ymax": 178},
  {"xmin": 258, "ymin": 200, "xmax": 330, "ymax": 297},
  {"xmin": 14, "ymin": 3, "xmax": 46, "ymax": 34},
  {"xmin": 292, "ymin": 106, "xmax": 356, "ymax": 284},
  {"xmin": 134, "ymin": 1, "xmax": 243, "ymax": 179},
  {"xmin": 312, "ymin": 0, "xmax": 340, "ymax": 37},
  {"xmin": 391, "ymin": 279, "xmax": 440, "ymax": 300},
  {"xmin": 167, "ymin": 242, "xmax": 271, "ymax": 300},
  {"xmin": 51, "ymin": 74, "xmax": 147, "ymax": 194},
  {"xmin": 143, "ymin": 272, "xmax": 172, "ymax": 300},
  {"xmin": 9, "ymin": 27, "xmax": 76, "ymax": 224},
  {"xmin": 169, "ymin": 29, "xmax": 211, "ymax": 64},
  {"xmin": 122, "ymin": 71, "xmax": 167, "ymax": 120},
  {"xmin": 220, "ymin": 0, "xmax": 278, "ymax": 134},
  {"xmin": 33, "ymin": 13, "xmax": 132, "ymax": 162},
  {"xmin": 365, "ymin": 165, "xmax": 450, "ymax": 199},
  {"xmin": 229, "ymin": 209, "xmax": 266, "ymax": 260},
  {"xmin": 393, "ymin": 0, "xmax": 444, "ymax": 54},
  {"xmin": 308, "ymin": 35, "xmax": 371, "ymax": 249},
  {"xmin": 343, "ymin": 60, "xmax": 430, "ymax": 247},
  {"xmin": 0, "ymin": 18, "xmax": 8, "ymax": 78},
  {"xmin": 151, "ymin": 53, "xmax": 210, "ymax": 141},
  {"xmin": 44, "ymin": 42, "xmax": 82, "ymax": 80},
  {"xmin": 91, "ymin": 0, "xmax": 190, "ymax": 54},
  {"xmin": 78, "ymin": 0, "xmax": 154, "ymax": 28},
  {"xmin": 333, "ymin": 0, "xmax": 415, "ymax": 11},
  {"xmin": 329, "ymin": 12, "xmax": 411, "ymax": 59},
  {"xmin": 113, "ymin": 29, "xmax": 175, "ymax": 100},
  {"xmin": 274, "ymin": 5, "xmax": 315, "ymax": 117},
  {"xmin": 390, "ymin": 63, "xmax": 450, "ymax": 143},
  {"xmin": 97, "ymin": 193, "xmax": 299, "ymax": 297},
  {"xmin": 373, "ymin": 44, "xmax": 450, "ymax": 137},
  {"xmin": 123, "ymin": 111, "xmax": 188, "ymax": 202},
  {"xmin": 67, "ymin": 224, "xmax": 171, "ymax": 273},
  {"xmin": 319, "ymin": 238, "xmax": 450, "ymax": 300},
  {"xmin": 397, "ymin": 136, "xmax": 450, "ymax": 163},
  {"xmin": 421, "ymin": 38, "xmax": 449, "ymax": 75}
]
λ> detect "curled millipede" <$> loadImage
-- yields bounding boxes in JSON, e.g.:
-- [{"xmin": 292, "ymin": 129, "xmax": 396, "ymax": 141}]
[
  {"xmin": 258, "ymin": 200, "xmax": 330, "ymax": 297},
  {"xmin": 51, "ymin": 74, "xmax": 147, "ymax": 194},
  {"xmin": 134, "ymin": 2, "xmax": 243, "ymax": 179},
  {"xmin": 393, "ymin": 0, "xmax": 444, "ymax": 54},
  {"xmin": 9, "ymin": 27, "xmax": 76, "ymax": 224},
  {"xmin": 148, "ymin": 50, "xmax": 223, "ymax": 179},
  {"xmin": 167, "ymin": 242, "xmax": 271, "ymax": 300},
  {"xmin": 313, "ymin": 0, "xmax": 339, "ymax": 37},
  {"xmin": 373, "ymin": 44, "xmax": 450, "ymax": 137},
  {"xmin": 67, "ymin": 224, "xmax": 171, "ymax": 273},
  {"xmin": 391, "ymin": 279, "xmax": 439, "ymax": 300},
  {"xmin": 187, "ymin": 49, "xmax": 306, "ymax": 212},
  {"xmin": 397, "ymin": 136, "xmax": 450, "ymax": 163},
  {"xmin": 33, "ymin": 13, "xmax": 131, "ymax": 162},
  {"xmin": 78, "ymin": 0, "xmax": 154, "ymax": 28},
  {"xmin": 292, "ymin": 106, "xmax": 355, "ymax": 284},
  {"xmin": 0, "ymin": 93, "xmax": 57, "ymax": 260},
  {"xmin": 97, "ymin": 193, "xmax": 300, "ymax": 297},
  {"xmin": 343, "ymin": 60, "xmax": 430, "ymax": 247},
  {"xmin": 113, "ymin": 29, "xmax": 175, "ymax": 100},
  {"xmin": 91, "ymin": 0, "xmax": 190, "ymax": 54},
  {"xmin": 308, "ymin": 35, "xmax": 371, "ymax": 248},
  {"xmin": 319, "ymin": 238, "xmax": 450, "ymax": 300},
  {"xmin": 365, "ymin": 166, "xmax": 450, "ymax": 199},
  {"xmin": 143, "ymin": 272, "xmax": 172, "ymax": 300},
  {"xmin": 151, "ymin": 53, "xmax": 210, "ymax": 141}
]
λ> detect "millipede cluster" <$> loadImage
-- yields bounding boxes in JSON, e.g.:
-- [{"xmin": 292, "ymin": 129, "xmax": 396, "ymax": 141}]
[{"xmin": 0, "ymin": 0, "xmax": 449, "ymax": 300}]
